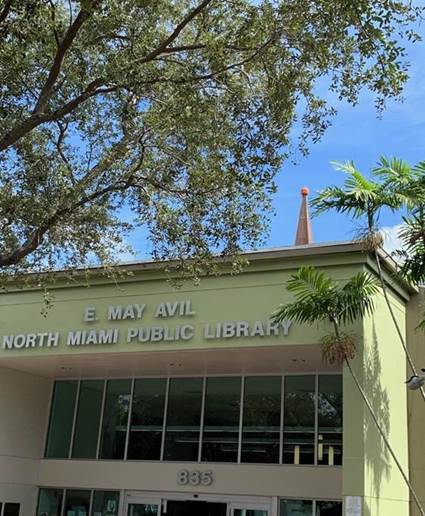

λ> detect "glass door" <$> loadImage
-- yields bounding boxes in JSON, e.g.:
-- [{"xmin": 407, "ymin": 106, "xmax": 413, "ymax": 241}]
[
  {"xmin": 229, "ymin": 502, "xmax": 270, "ymax": 516},
  {"xmin": 126, "ymin": 497, "xmax": 161, "ymax": 516}
]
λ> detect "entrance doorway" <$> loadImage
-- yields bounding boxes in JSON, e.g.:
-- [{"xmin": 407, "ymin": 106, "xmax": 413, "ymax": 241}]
[
  {"xmin": 125, "ymin": 493, "xmax": 272, "ymax": 516},
  {"xmin": 165, "ymin": 500, "xmax": 226, "ymax": 516}
]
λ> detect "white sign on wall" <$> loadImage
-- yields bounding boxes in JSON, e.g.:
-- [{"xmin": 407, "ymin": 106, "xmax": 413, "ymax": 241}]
[{"xmin": 345, "ymin": 496, "xmax": 362, "ymax": 516}]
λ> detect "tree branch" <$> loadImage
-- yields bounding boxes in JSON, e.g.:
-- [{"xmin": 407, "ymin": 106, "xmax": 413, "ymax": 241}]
[
  {"xmin": 138, "ymin": 0, "xmax": 213, "ymax": 64},
  {"xmin": 0, "ymin": 141, "xmax": 145, "ymax": 267},
  {"xmin": 0, "ymin": 0, "xmax": 12, "ymax": 25},
  {"xmin": 0, "ymin": 78, "xmax": 111, "ymax": 151},
  {"xmin": 33, "ymin": 0, "xmax": 101, "ymax": 114}
]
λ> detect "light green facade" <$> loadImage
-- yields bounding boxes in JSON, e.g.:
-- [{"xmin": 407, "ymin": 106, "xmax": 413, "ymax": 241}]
[{"xmin": 0, "ymin": 242, "xmax": 417, "ymax": 516}]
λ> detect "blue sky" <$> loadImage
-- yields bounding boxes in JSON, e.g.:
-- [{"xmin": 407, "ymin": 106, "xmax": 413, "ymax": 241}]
[
  {"xmin": 268, "ymin": 36, "xmax": 425, "ymax": 249},
  {"xmin": 125, "ymin": 27, "xmax": 425, "ymax": 259}
]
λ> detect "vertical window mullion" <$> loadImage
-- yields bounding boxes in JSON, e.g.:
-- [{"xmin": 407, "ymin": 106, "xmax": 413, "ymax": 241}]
[
  {"xmin": 95, "ymin": 380, "xmax": 107, "ymax": 459},
  {"xmin": 198, "ymin": 376, "xmax": 207, "ymax": 462},
  {"xmin": 237, "ymin": 375, "xmax": 245, "ymax": 464},
  {"xmin": 68, "ymin": 381, "xmax": 81, "ymax": 458},
  {"xmin": 88, "ymin": 490, "xmax": 94, "ymax": 516},
  {"xmin": 42, "ymin": 381, "xmax": 55, "ymax": 457},
  {"xmin": 314, "ymin": 374, "xmax": 319, "ymax": 466},
  {"xmin": 312, "ymin": 499, "xmax": 316, "ymax": 516},
  {"xmin": 160, "ymin": 377, "xmax": 170, "ymax": 461},
  {"xmin": 60, "ymin": 489, "xmax": 66, "ymax": 516},
  {"xmin": 279, "ymin": 375, "xmax": 284, "ymax": 465},
  {"xmin": 124, "ymin": 378, "xmax": 135, "ymax": 460}
]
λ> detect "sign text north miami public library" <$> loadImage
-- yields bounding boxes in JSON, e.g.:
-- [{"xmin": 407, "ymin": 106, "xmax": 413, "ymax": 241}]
[{"xmin": 2, "ymin": 300, "xmax": 292, "ymax": 351}]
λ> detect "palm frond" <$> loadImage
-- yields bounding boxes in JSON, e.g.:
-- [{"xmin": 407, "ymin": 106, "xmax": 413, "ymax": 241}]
[
  {"xmin": 272, "ymin": 300, "xmax": 328, "ymax": 325},
  {"xmin": 286, "ymin": 266, "xmax": 333, "ymax": 300},
  {"xmin": 272, "ymin": 267, "xmax": 378, "ymax": 329},
  {"xmin": 311, "ymin": 161, "xmax": 384, "ymax": 224},
  {"xmin": 339, "ymin": 273, "xmax": 379, "ymax": 324}
]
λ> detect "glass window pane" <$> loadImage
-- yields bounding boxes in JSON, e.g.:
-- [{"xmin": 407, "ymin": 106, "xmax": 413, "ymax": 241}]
[
  {"xmin": 316, "ymin": 501, "xmax": 342, "ymax": 516},
  {"xmin": 91, "ymin": 490, "xmax": 120, "ymax": 516},
  {"xmin": 64, "ymin": 490, "xmax": 91, "ymax": 516},
  {"xmin": 280, "ymin": 499, "xmax": 312, "ymax": 516},
  {"xmin": 164, "ymin": 377, "xmax": 203, "ymax": 461},
  {"xmin": 241, "ymin": 376, "xmax": 281, "ymax": 464},
  {"xmin": 233, "ymin": 510, "xmax": 267, "ymax": 516},
  {"xmin": 284, "ymin": 376, "xmax": 315, "ymax": 465},
  {"xmin": 4, "ymin": 504, "xmax": 20, "ymax": 516},
  {"xmin": 202, "ymin": 377, "xmax": 241, "ymax": 463},
  {"xmin": 36, "ymin": 489, "xmax": 63, "ymax": 516},
  {"xmin": 100, "ymin": 379, "xmax": 132, "ymax": 459},
  {"xmin": 72, "ymin": 380, "xmax": 104, "ymax": 459},
  {"xmin": 45, "ymin": 381, "xmax": 78, "ymax": 458},
  {"xmin": 128, "ymin": 378, "xmax": 167, "ymax": 460},
  {"xmin": 127, "ymin": 504, "xmax": 159, "ymax": 516},
  {"xmin": 317, "ymin": 376, "xmax": 342, "ymax": 466}
]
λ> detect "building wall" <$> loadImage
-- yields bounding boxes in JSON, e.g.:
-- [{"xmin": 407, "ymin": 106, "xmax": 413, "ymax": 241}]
[
  {"xmin": 0, "ymin": 256, "xmax": 369, "ymax": 361},
  {"xmin": 406, "ymin": 288, "xmax": 425, "ymax": 516},
  {"xmin": 0, "ymin": 367, "xmax": 51, "ymax": 515},
  {"xmin": 37, "ymin": 460, "xmax": 342, "ymax": 500},
  {"xmin": 343, "ymin": 277, "xmax": 410, "ymax": 516},
  {"xmin": 0, "ymin": 249, "xmax": 415, "ymax": 515}
]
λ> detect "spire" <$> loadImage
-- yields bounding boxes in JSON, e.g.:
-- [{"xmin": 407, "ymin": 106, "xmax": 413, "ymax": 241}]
[{"xmin": 295, "ymin": 187, "xmax": 313, "ymax": 246}]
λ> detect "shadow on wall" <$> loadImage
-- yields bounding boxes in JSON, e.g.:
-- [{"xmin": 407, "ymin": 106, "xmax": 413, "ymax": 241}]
[{"xmin": 362, "ymin": 322, "xmax": 391, "ymax": 516}]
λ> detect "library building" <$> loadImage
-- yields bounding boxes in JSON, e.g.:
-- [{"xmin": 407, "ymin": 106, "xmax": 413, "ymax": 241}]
[{"xmin": 0, "ymin": 191, "xmax": 423, "ymax": 516}]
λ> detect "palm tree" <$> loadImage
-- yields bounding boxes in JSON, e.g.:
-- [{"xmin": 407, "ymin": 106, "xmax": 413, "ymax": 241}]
[
  {"xmin": 382, "ymin": 161, "xmax": 425, "ymax": 315},
  {"xmin": 311, "ymin": 158, "xmax": 425, "ymax": 400},
  {"xmin": 272, "ymin": 266, "xmax": 424, "ymax": 516}
]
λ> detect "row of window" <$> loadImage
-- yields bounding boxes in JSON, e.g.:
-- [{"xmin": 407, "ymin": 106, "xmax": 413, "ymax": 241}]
[
  {"xmin": 45, "ymin": 374, "xmax": 342, "ymax": 465},
  {"xmin": 37, "ymin": 489, "xmax": 119, "ymax": 516},
  {"xmin": 36, "ymin": 489, "xmax": 342, "ymax": 516}
]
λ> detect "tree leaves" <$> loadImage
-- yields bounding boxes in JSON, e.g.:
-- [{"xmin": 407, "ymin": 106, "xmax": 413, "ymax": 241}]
[{"xmin": 0, "ymin": 1, "xmax": 422, "ymax": 277}]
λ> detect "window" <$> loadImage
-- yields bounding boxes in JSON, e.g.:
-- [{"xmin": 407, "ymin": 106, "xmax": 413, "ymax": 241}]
[
  {"xmin": 36, "ymin": 489, "xmax": 63, "ymax": 516},
  {"xmin": 72, "ymin": 380, "xmax": 104, "ymax": 459},
  {"xmin": 316, "ymin": 501, "xmax": 342, "ymax": 515},
  {"xmin": 283, "ymin": 376, "xmax": 315, "ymax": 464},
  {"xmin": 91, "ymin": 491, "xmax": 120, "ymax": 516},
  {"xmin": 202, "ymin": 377, "xmax": 241, "ymax": 462},
  {"xmin": 241, "ymin": 376, "xmax": 281, "ymax": 463},
  {"xmin": 45, "ymin": 381, "xmax": 78, "ymax": 458},
  {"xmin": 3, "ymin": 505, "xmax": 20, "ymax": 516},
  {"xmin": 164, "ymin": 377, "xmax": 203, "ymax": 461},
  {"xmin": 36, "ymin": 489, "xmax": 120, "ymax": 516},
  {"xmin": 45, "ymin": 374, "xmax": 342, "ymax": 466},
  {"xmin": 99, "ymin": 379, "xmax": 132, "ymax": 459},
  {"xmin": 63, "ymin": 490, "xmax": 91, "ymax": 516},
  {"xmin": 280, "ymin": 500, "xmax": 342, "ymax": 516},
  {"xmin": 280, "ymin": 500, "xmax": 312, "ymax": 516},
  {"xmin": 128, "ymin": 378, "xmax": 167, "ymax": 460},
  {"xmin": 317, "ymin": 376, "xmax": 342, "ymax": 466}
]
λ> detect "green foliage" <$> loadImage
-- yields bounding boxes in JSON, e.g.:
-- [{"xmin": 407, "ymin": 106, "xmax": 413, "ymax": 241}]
[
  {"xmin": 273, "ymin": 266, "xmax": 379, "ymax": 326},
  {"xmin": 273, "ymin": 266, "xmax": 378, "ymax": 363},
  {"xmin": 311, "ymin": 159, "xmax": 405, "ymax": 232},
  {"xmin": 0, "ymin": 0, "xmax": 422, "ymax": 278}
]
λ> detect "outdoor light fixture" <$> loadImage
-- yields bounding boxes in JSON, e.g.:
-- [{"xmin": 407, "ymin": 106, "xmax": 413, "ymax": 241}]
[{"xmin": 405, "ymin": 369, "xmax": 425, "ymax": 390}]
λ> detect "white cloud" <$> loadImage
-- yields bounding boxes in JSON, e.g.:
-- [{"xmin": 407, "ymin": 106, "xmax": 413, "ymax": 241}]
[{"xmin": 380, "ymin": 224, "xmax": 404, "ymax": 255}]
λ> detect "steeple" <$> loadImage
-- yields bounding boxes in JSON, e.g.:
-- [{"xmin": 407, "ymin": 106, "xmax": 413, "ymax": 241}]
[{"xmin": 294, "ymin": 187, "xmax": 313, "ymax": 246}]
